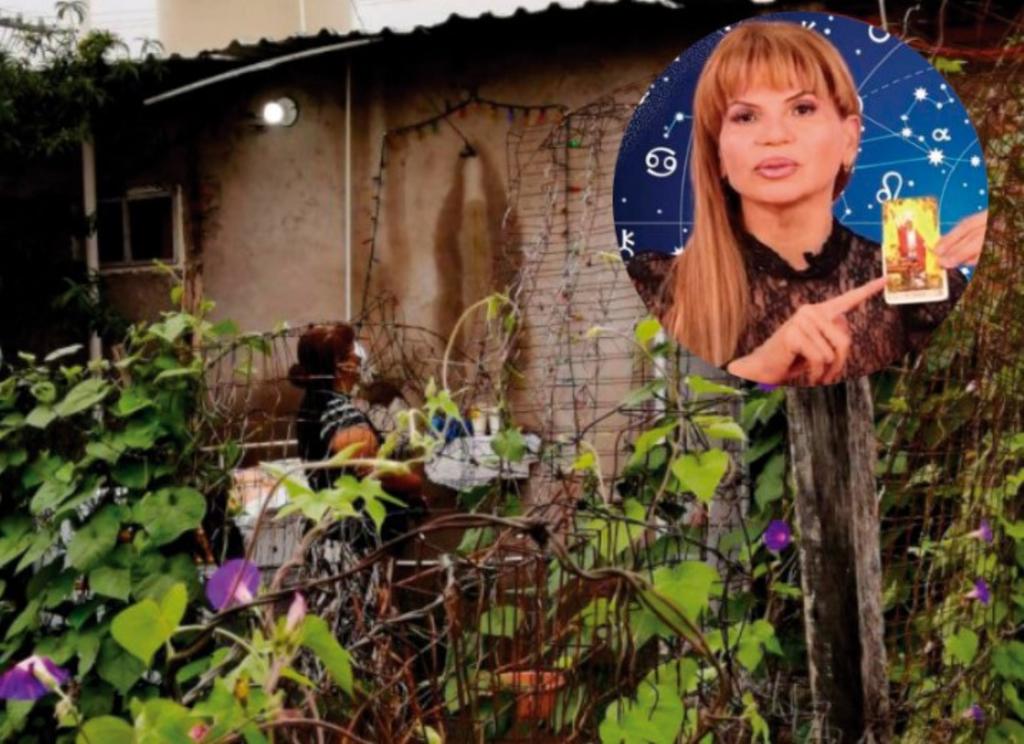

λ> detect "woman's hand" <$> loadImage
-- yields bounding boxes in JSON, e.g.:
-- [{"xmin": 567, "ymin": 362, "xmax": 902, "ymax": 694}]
[
  {"xmin": 727, "ymin": 276, "xmax": 887, "ymax": 386},
  {"xmin": 934, "ymin": 209, "xmax": 987, "ymax": 269}
]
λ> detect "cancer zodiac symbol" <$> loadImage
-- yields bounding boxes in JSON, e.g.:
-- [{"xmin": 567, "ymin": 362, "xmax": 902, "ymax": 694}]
[{"xmin": 645, "ymin": 147, "xmax": 678, "ymax": 178}]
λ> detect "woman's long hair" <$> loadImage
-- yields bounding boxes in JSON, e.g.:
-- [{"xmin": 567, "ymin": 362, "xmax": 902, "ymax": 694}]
[
  {"xmin": 664, "ymin": 21, "xmax": 861, "ymax": 365},
  {"xmin": 288, "ymin": 323, "xmax": 357, "ymax": 391}
]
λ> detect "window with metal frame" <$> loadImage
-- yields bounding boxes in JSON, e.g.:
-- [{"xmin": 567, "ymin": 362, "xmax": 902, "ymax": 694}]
[{"xmin": 97, "ymin": 186, "xmax": 183, "ymax": 270}]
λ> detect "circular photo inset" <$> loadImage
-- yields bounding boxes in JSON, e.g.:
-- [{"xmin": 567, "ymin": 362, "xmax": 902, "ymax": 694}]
[{"xmin": 614, "ymin": 12, "xmax": 988, "ymax": 387}]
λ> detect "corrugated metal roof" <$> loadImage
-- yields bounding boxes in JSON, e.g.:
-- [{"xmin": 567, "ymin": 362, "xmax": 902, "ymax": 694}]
[
  {"xmin": 181, "ymin": 0, "xmax": 674, "ymax": 61},
  {"xmin": 352, "ymin": 0, "xmax": 669, "ymax": 36}
]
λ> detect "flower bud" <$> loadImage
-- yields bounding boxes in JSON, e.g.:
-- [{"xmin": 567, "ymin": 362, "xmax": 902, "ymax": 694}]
[{"xmin": 285, "ymin": 593, "xmax": 307, "ymax": 635}]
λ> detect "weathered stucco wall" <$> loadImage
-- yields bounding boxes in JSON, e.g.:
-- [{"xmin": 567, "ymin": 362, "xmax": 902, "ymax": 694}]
[
  {"xmin": 88, "ymin": 2, "xmax": 784, "ymax": 486},
  {"xmin": 193, "ymin": 72, "xmax": 350, "ymax": 333},
  {"xmin": 141, "ymin": 2, "xmax": 751, "ymax": 477},
  {"xmin": 185, "ymin": 3, "xmax": 746, "ymax": 339}
]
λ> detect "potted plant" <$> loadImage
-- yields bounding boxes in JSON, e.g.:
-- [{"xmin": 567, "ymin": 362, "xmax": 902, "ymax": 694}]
[{"xmin": 495, "ymin": 669, "xmax": 567, "ymax": 721}]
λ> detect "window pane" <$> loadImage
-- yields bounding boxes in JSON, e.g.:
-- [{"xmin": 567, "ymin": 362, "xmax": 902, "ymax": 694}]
[
  {"xmin": 128, "ymin": 196, "xmax": 174, "ymax": 261},
  {"xmin": 98, "ymin": 202, "xmax": 125, "ymax": 264}
]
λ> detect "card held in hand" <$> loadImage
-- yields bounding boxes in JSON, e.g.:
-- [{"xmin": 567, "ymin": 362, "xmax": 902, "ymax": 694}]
[{"xmin": 881, "ymin": 196, "xmax": 949, "ymax": 304}]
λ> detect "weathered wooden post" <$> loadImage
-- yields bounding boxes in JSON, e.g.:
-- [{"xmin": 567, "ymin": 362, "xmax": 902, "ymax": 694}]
[{"xmin": 785, "ymin": 379, "xmax": 891, "ymax": 743}]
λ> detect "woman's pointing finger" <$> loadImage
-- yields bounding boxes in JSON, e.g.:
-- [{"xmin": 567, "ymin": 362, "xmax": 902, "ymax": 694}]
[{"xmin": 822, "ymin": 276, "xmax": 887, "ymax": 318}]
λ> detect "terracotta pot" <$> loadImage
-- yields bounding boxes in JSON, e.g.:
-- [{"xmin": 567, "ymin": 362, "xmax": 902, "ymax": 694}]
[{"xmin": 496, "ymin": 670, "xmax": 567, "ymax": 721}]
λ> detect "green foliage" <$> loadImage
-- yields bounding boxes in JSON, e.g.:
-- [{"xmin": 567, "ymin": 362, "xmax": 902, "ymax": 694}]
[
  {"xmin": 110, "ymin": 583, "xmax": 186, "ymax": 666},
  {"xmin": 933, "ymin": 56, "xmax": 968, "ymax": 75},
  {"xmin": 0, "ymin": 296, "xmax": 274, "ymax": 736},
  {"xmin": 274, "ymin": 470, "xmax": 403, "ymax": 534},
  {"xmin": 75, "ymin": 716, "xmax": 134, "ymax": 744},
  {"xmin": 598, "ymin": 660, "xmax": 696, "ymax": 744},
  {"xmin": 557, "ymin": 338, "xmax": 799, "ymax": 742},
  {"xmin": 478, "ymin": 605, "xmax": 521, "ymax": 638},
  {"xmin": 946, "ymin": 628, "xmax": 979, "ymax": 666},
  {"xmin": 300, "ymin": 615, "xmax": 353, "ymax": 696},
  {"xmin": 0, "ymin": 17, "xmax": 165, "ymax": 165},
  {"xmin": 670, "ymin": 450, "xmax": 729, "ymax": 504},
  {"xmin": 491, "ymin": 426, "xmax": 527, "ymax": 463}
]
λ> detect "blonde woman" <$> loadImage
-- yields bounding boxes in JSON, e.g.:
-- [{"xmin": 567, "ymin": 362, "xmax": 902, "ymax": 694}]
[{"xmin": 627, "ymin": 21, "xmax": 986, "ymax": 386}]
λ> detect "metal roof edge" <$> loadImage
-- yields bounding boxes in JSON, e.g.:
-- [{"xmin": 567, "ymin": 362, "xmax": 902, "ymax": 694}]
[{"xmin": 170, "ymin": 0, "xmax": 676, "ymax": 61}]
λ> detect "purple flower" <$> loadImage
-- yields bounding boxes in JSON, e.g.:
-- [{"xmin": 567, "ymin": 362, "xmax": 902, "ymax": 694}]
[
  {"xmin": 756, "ymin": 383, "xmax": 778, "ymax": 393},
  {"xmin": 962, "ymin": 703, "xmax": 984, "ymax": 722},
  {"xmin": 965, "ymin": 577, "xmax": 991, "ymax": 605},
  {"xmin": 764, "ymin": 520, "xmax": 792, "ymax": 552},
  {"xmin": 206, "ymin": 558, "xmax": 261, "ymax": 611},
  {"xmin": 285, "ymin": 593, "xmax": 307, "ymax": 634},
  {"xmin": 0, "ymin": 655, "xmax": 70, "ymax": 701},
  {"xmin": 969, "ymin": 519, "xmax": 993, "ymax": 544}
]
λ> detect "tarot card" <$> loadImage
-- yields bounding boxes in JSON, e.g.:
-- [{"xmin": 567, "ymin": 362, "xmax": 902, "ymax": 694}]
[{"xmin": 881, "ymin": 196, "xmax": 949, "ymax": 304}]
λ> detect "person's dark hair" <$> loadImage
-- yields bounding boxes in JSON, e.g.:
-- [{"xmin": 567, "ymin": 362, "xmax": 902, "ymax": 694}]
[{"xmin": 288, "ymin": 323, "xmax": 357, "ymax": 390}]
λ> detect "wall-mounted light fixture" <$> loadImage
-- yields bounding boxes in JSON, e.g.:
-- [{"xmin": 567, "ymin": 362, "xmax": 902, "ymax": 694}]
[{"xmin": 261, "ymin": 97, "xmax": 298, "ymax": 126}]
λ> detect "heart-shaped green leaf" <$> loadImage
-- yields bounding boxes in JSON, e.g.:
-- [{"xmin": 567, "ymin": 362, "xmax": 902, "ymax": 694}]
[
  {"xmin": 76, "ymin": 716, "xmax": 134, "ymax": 744},
  {"xmin": 55, "ymin": 377, "xmax": 110, "ymax": 417},
  {"xmin": 97, "ymin": 636, "xmax": 145, "ymax": 694},
  {"xmin": 89, "ymin": 565, "xmax": 131, "ymax": 602},
  {"xmin": 599, "ymin": 679, "xmax": 684, "ymax": 744},
  {"xmin": 670, "ymin": 449, "xmax": 730, "ymax": 503},
  {"xmin": 946, "ymin": 627, "xmax": 979, "ymax": 666},
  {"xmin": 68, "ymin": 506, "xmax": 123, "ymax": 571},
  {"xmin": 134, "ymin": 488, "xmax": 206, "ymax": 547},
  {"xmin": 111, "ymin": 583, "xmax": 187, "ymax": 665}
]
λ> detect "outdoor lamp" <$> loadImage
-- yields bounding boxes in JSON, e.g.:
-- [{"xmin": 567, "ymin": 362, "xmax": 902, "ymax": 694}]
[{"xmin": 261, "ymin": 97, "xmax": 298, "ymax": 127}]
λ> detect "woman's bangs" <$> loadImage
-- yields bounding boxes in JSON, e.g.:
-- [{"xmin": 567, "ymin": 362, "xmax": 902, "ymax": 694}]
[{"xmin": 715, "ymin": 38, "xmax": 830, "ymax": 109}]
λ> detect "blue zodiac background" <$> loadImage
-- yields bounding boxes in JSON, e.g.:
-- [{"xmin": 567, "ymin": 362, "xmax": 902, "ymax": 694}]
[{"xmin": 612, "ymin": 10, "xmax": 987, "ymax": 283}]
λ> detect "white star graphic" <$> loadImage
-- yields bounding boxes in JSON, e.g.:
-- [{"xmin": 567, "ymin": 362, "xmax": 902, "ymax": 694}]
[
  {"xmin": 970, "ymin": 155, "xmax": 981, "ymax": 167},
  {"xmin": 914, "ymin": 87, "xmax": 928, "ymax": 101},
  {"xmin": 901, "ymin": 127, "xmax": 912, "ymax": 137},
  {"xmin": 928, "ymin": 148, "xmax": 945, "ymax": 166}
]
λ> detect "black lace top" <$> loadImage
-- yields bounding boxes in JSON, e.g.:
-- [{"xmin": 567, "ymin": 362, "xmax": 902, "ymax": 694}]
[{"xmin": 626, "ymin": 220, "xmax": 967, "ymax": 380}]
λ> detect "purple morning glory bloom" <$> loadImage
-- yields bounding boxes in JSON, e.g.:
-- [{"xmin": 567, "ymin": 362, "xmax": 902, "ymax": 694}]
[
  {"xmin": 0, "ymin": 655, "xmax": 70, "ymax": 700},
  {"xmin": 206, "ymin": 558, "xmax": 261, "ymax": 611},
  {"xmin": 764, "ymin": 520, "xmax": 792, "ymax": 552},
  {"xmin": 962, "ymin": 703, "xmax": 984, "ymax": 722},
  {"xmin": 966, "ymin": 577, "xmax": 991, "ymax": 605},
  {"xmin": 756, "ymin": 383, "xmax": 778, "ymax": 393},
  {"xmin": 969, "ymin": 519, "xmax": 993, "ymax": 544}
]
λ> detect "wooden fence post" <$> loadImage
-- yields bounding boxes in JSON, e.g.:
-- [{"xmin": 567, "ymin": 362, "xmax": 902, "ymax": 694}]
[{"xmin": 785, "ymin": 378, "xmax": 891, "ymax": 743}]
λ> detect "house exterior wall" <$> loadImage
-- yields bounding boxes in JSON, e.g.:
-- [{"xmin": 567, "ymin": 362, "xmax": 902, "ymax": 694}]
[
  {"xmin": 156, "ymin": 3, "xmax": 750, "ymax": 484},
  {"xmin": 100, "ymin": 3, "xmax": 813, "ymax": 484},
  {"xmin": 187, "ymin": 4, "xmax": 740, "ymax": 335},
  {"xmin": 191, "ymin": 74, "xmax": 351, "ymax": 334}
]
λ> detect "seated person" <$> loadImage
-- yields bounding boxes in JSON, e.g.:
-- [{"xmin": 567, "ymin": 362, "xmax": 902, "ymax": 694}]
[{"xmin": 288, "ymin": 323, "xmax": 424, "ymax": 547}]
